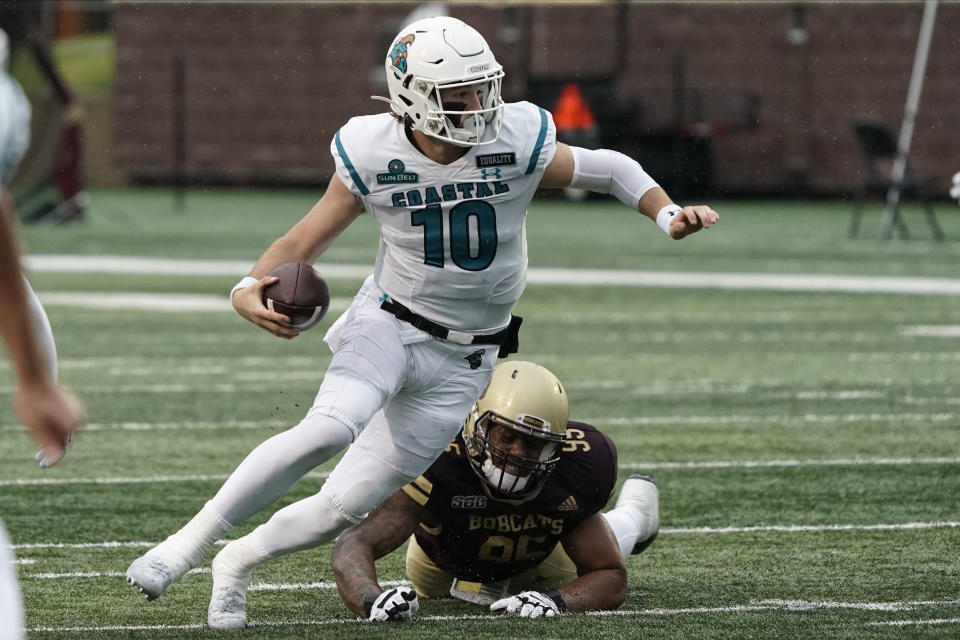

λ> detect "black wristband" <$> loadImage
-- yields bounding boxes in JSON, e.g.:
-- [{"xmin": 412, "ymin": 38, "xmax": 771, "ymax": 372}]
[
  {"xmin": 544, "ymin": 589, "xmax": 567, "ymax": 613},
  {"xmin": 362, "ymin": 593, "xmax": 378, "ymax": 618}
]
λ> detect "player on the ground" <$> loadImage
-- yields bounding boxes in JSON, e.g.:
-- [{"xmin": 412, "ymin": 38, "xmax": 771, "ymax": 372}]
[
  {"xmin": 126, "ymin": 16, "xmax": 715, "ymax": 629},
  {"xmin": 332, "ymin": 361, "xmax": 659, "ymax": 621},
  {"xmin": 0, "ymin": 27, "xmax": 84, "ymax": 640}
]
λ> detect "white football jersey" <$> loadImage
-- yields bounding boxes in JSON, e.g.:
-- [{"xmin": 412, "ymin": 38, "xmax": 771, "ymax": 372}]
[
  {"xmin": 331, "ymin": 101, "xmax": 556, "ymax": 332},
  {"xmin": 0, "ymin": 72, "xmax": 31, "ymax": 185}
]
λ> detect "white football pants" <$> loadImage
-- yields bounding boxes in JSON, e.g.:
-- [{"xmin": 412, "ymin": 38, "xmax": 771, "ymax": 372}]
[{"xmin": 210, "ymin": 276, "xmax": 499, "ymax": 557}]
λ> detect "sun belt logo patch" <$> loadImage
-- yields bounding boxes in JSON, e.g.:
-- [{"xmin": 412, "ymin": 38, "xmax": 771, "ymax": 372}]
[
  {"xmin": 389, "ymin": 34, "xmax": 415, "ymax": 74},
  {"xmin": 377, "ymin": 158, "xmax": 419, "ymax": 184}
]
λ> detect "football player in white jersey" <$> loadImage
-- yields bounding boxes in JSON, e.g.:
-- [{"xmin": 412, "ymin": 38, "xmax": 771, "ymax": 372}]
[
  {"xmin": 1, "ymin": 27, "xmax": 85, "ymax": 640},
  {"xmin": 126, "ymin": 16, "xmax": 718, "ymax": 629}
]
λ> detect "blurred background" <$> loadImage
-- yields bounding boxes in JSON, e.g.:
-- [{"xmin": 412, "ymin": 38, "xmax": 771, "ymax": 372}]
[{"xmin": 4, "ymin": 0, "xmax": 959, "ymax": 208}]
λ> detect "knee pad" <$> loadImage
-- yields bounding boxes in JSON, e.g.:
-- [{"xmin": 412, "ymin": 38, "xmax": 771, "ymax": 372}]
[{"xmin": 308, "ymin": 375, "xmax": 389, "ymax": 439}]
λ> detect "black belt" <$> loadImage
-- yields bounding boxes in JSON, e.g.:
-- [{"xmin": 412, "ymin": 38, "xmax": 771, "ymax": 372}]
[{"xmin": 380, "ymin": 297, "xmax": 510, "ymax": 346}]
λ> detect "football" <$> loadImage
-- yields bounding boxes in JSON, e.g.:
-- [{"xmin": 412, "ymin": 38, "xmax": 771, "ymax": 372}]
[{"xmin": 262, "ymin": 263, "xmax": 330, "ymax": 330}]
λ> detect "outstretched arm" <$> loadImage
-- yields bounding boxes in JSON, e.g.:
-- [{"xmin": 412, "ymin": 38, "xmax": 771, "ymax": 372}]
[
  {"xmin": 0, "ymin": 193, "xmax": 83, "ymax": 466},
  {"xmin": 332, "ymin": 490, "xmax": 427, "ymax": 618},
  {"xmin": 555, "ymin": 512, "xmax": 628, "ymax": 611},
  {"xmin": 490, "ymin": 512, "xmax": 626, "ymax": 618},
  {"xmin": 540, "ymin": 143, "xmax": 719, "ymax": 240}
]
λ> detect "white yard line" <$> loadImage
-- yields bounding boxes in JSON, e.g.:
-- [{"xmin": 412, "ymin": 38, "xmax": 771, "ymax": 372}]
[
  {"xmin": 899, "ymin": 325, "xmax": 960, "ymax": 337},
  {"xmin": 666, "ymin": 522, "xmax": 960, "ymax": 535},
  {"xmin": 603, "ymin": 413, "xmax": 959, "ymax": 426},
  {"xmin": 24, "ymin": 254, "xmax": 960, "ymax": 295},
  {"xmin": 36, "ymin": 291, "xmax": 352, "ymax": 313},
  {"xmin": 871, "ymin": 618, "xmax": 960, "ymax": 626},
  {"xmin": 4, "ymin": 412, "xmax": 955, "ymax": 435},
  {"xmin": 22, "ymin": 597, "xmax": 960, "ymax": 632},
  {"xmin": 0, "ymin": 471, "xmax": 328, "ymax": 488},
  {"xmin": 2, "ymin": 455, "xmax": 958, "ymax": 489},
  {"xmin": 11, "ymin": 521, "xmax": 960, "ymax": 552},
  {"xmin": 3, "ymin": 453, "xmax": 958, "ymax": 489},
  {"xmin": 622, "ymin": 457, "xmax": 960, "ymax": 470}
]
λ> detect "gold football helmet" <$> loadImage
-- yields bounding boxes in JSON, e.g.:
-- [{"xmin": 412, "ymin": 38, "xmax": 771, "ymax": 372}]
[{"xmin": 463, "ymin": 361, "xmax": 569, "ymax": 499}]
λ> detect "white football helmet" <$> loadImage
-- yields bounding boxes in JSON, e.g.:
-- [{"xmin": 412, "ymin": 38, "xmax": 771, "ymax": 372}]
[
  {"xmin": 463, "ymin": 362, "xmax": 568, "ymax": 500},
  {"xmin": 375, "ymin": 16, "xmax": 504, "ymax": 147}
]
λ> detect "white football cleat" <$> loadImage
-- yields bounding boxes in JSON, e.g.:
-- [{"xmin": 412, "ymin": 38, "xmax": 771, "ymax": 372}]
[
  {"xmin": 126, "ymin": 542, "xmax": 198, "ymax": 600},
  {"xmin": 207, "ymin": 541, "xmax": 254, "ymax": 630},
  {"xmin": 615, "ymin": 473, "xmax": 660, "ymax": 555}
]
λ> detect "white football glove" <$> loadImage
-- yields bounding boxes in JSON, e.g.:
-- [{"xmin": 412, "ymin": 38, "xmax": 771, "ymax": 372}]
[
  {"xmin": 365, "ymin": 587, "xmax": 419, "ymax": 622},
  {"xmin": 951, "ymin": 171, "xmax": 960, "ymax": 204},
  {"xmin": 490, "ymin": 590, "xmax": 566, "ymax": 618}
]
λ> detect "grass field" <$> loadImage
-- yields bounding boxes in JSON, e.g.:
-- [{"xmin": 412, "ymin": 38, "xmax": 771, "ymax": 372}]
[{"xmin": 2, "ymin": 188, "xmax": 959, "ymax": 638}]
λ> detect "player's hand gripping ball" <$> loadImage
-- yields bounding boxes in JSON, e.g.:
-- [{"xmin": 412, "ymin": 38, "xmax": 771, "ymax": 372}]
[{"xmin": 261, "ymin": 263, "xmax": 330, "ymax": 331}]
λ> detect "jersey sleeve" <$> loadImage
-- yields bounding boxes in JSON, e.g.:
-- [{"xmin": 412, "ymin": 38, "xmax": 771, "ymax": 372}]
[
  {"xmin": 0, "ymin": 76, "xmax": 32, "ymax": 185},
  {"xmin": 515, "ymin": 101, "xmax": 557, "ymax": 178},
  {"xmin": 563, "ymin": 421, "xmax": 619, "ymax": 512},
  {"xmin": 329, "ymin": 118, "xmax": 373, "ymax": 199}
]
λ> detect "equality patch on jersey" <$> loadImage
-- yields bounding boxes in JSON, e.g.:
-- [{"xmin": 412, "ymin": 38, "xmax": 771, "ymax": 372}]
[
  {"xmin": 475, "ymin": 152, "xmax": 516, "ymax": 168},
  {"xmin": 377, "ymin": 158, "xmax": 419, "ymax": 185}
]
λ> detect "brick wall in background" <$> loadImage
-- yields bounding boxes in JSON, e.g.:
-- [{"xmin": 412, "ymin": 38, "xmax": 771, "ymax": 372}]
[{"xmin": 113, "ymin": 3, "xmax": 960, "ymax": 196}]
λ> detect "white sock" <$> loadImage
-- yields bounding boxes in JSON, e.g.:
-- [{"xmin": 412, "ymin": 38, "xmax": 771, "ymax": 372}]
[
  {"xmin": 215, "ymin": 534, "xmax": 269, "ymax": 579},
  {"xmin": 156, "ymin": 501, "xmax": 232, "ymax": 568},
  {"xmin": 602, "ymin": 509, "xmax": 643, "ymax": 560},
  {"xmin": 603, "ymin": 498, "xmax": 658, "ymax": 561}
]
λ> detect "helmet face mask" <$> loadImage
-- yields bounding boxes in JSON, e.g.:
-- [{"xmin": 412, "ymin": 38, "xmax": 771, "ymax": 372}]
[
  {"xmin": 463, "ymin": 362, "xmax": 569, "ymax": 501},
  {"xmin": 377, "ymin": 17, "xmax": 505, "ymax": 147},
  {"xmin": 473, "ymin": 412, "xmax": 562, "ymax": 496}
]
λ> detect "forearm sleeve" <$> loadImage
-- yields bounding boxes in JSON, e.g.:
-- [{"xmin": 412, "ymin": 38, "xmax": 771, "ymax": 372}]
[{"xmin": 568, "ymin": 146, "xmax": 660, "ymax": 210}]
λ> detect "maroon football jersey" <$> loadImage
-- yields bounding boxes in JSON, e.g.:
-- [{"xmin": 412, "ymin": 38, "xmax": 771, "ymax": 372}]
[{"xmin": 402, "ymin": 421, "xmax": 618, "ymax": 582}]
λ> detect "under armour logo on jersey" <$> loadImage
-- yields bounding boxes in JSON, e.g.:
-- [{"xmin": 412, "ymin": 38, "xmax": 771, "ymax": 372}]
[
  {"xmin": 480, "ymin": 168, "xmax": 502, "ymax": 180},
  {"xmin": 464, "ymin": 349, "xmax": 485, "ymax": 369}
]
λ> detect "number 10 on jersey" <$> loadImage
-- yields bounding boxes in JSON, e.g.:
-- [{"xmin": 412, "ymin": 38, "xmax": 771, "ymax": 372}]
[{"xmin": 411, "ymin": 201, "xmax": 498, "ymax": 271}]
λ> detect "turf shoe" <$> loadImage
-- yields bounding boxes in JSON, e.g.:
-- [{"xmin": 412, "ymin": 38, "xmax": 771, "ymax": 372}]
[
  {"xmin": 207, "ymin": 540, "xmax": 254, "ymax": 630},
  {"xmin": 615, "ymin": 473, "xmax": 660, "ymax": 555}
]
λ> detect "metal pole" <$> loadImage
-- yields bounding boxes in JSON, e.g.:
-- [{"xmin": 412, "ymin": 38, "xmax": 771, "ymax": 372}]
[{"xmin": 880, "ymin": 0, "xmax": 937, "ymax": 239}]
